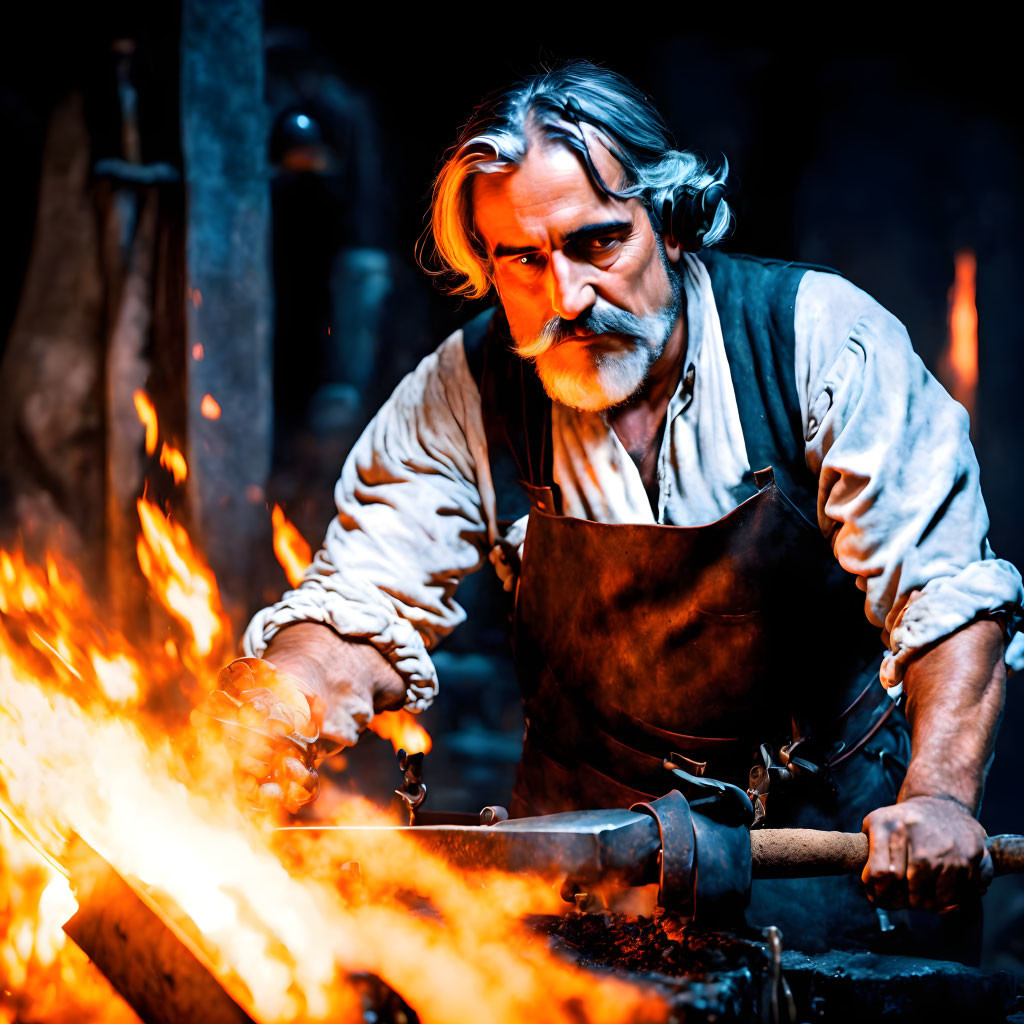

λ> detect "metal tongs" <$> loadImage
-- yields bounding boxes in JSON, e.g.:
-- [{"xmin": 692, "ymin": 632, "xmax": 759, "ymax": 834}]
[{"xmin": 197, "ymin": 657, "xmax": 332, "ymax": 810}]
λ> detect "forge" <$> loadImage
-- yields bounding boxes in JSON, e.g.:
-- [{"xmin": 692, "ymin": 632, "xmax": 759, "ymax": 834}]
[
  {"xmin": 58, "ymin": 830, "xmax": 1023, "ymax": 1024},
  {"xmin": 40, "ymin": 781, "xmax": 1022, "ymax": 1024}
]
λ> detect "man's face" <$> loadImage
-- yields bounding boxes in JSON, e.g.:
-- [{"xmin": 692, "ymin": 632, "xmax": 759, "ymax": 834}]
[{"xmin": 471, "ymin": 134, "xmax": 683, "ymax": 411}]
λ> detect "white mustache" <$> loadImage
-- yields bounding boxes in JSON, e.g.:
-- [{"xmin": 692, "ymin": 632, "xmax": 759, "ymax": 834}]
[{"xmin": 514, "ymin": 297, "xmax": 665, "ymax": 360}]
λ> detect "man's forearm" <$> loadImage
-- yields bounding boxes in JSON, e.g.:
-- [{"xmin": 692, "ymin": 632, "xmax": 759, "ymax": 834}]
[{"xmin": 898, "ymin": 617, "xmax": 1006, "ymax": 813}]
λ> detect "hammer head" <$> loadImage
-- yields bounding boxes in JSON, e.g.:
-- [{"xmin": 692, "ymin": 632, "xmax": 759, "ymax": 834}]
[{"xmin": 280, "ymin": 793, "xmax": 753, "ymax": 927}]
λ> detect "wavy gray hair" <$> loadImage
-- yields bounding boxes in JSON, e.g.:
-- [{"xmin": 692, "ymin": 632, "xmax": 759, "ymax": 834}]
[{"xmin": 421, "ymin": 60, "xmax": 733, "ymax": 299}]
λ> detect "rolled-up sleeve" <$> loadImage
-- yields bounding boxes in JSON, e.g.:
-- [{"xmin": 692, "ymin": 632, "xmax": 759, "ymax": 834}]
[
  {"xmin": 795, "ymin": 272, "xmax": 1024, "ymax": 694},
  {"xmin": 243, "ymin": 332, "xmax": 494, "ymax": 710}
]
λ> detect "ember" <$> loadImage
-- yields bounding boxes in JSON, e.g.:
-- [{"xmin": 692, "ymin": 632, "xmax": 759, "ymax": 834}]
[{"xmin": 529, "ymin": 911, "xmax": 756, "ymax": 979}]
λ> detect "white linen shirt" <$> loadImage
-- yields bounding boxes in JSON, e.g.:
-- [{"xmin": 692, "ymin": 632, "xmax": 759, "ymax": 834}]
[{"xmin": 244, "ymin": 254, "xmax": 1024, "ymax": 710}]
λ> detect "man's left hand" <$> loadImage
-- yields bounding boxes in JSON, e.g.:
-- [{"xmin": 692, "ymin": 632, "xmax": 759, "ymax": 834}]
[{"xmin": 862, "ymin": 795, "xmax": 993, "ymax": 911}]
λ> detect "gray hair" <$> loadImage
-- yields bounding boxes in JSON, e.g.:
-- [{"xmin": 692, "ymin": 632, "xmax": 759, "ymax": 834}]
[{"xmin": 421, "ymin": 60, "xmax": 733, "ymax": 299}]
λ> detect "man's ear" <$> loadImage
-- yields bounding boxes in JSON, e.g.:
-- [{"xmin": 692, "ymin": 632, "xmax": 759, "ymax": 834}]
[{"xmin": 664, "ymin": 234, "xmax": 683, "ymax": 265}]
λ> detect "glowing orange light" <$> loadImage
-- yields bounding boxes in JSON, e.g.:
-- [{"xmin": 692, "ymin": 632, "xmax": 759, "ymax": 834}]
[
  {"xmin": 192, "ymin": 343, "xmax": 204, "ymax": 361},
  {"xmin": 945, "ymin": 249, "xmax": 979, "ymax": 418},
  {"xmin": 0, "ymin": 447, "xmax": 660, "ymax": 1024},
  {"xmin": 368, "ymin": 709, "xmax": 433, "ymax": 755},
  {"xmin": 270, "ymin": 505, "xmax": 312, "ymax": 588},
  {"xmin": 135, "ymin": 498, "xmax": 228, "ymax": 661},
  {"xmin": 159, "ymin": 442, "xmax": 188, "ymax": 485},
  {"xmin": 191, "ymin": 288, "xmax": 203, "ymax": 309},
  {"xmin": 132, "ymin": 391, "xmax": 159, "ymax": 456},
  {"xmin": 200, "ymin": 394, "xmax": 221, "ymax": 420}
]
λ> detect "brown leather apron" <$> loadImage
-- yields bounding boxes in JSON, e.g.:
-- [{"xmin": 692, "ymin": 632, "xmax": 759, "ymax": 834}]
[{"xmin": 509, "ymin": 472, "xmax": 917, "ymax": 950}]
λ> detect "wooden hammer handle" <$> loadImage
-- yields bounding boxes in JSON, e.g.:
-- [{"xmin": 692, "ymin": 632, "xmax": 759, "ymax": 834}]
[{"xmin": 751, "ymin": 829, "xmax": 1024, "ymax": 878}]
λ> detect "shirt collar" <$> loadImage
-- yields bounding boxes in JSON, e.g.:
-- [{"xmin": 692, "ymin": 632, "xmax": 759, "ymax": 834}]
[{"xmin": 667, "ymin": 253, "xmax": 708, "ymax": 418}]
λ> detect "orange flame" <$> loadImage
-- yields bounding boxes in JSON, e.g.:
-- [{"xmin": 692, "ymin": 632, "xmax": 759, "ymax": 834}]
[
  {"xmin": 135, "ymin": 498, "xmax": 228, "ymax": 662},
  {"xmin": 200, "ymin": 394, "xmax": 221, "ymax": 420},
  {"xmin": 271, "ymin": 505, "xmax": 312, "ymax": 588},
  {"xmin": 267, "ymin": 508, "xmax": 434, "ymax": 755},
  {"xmin": 159, "ymin": 442, "xmax": 188, "ymax": 485},
  {"xmin": 368, "ymin": 710, "xmax": 433, "ymax": 755},
  {"xmin": 945, "ymin": 249, "xmax": 979, "ymax": 418},
  {"xmin": 132, "ymin": 390, "xmax": 159, "ymax": 455},
  {"xmin": 0, "ymin": 467, "xmax": 663, "ymax": 1023}
]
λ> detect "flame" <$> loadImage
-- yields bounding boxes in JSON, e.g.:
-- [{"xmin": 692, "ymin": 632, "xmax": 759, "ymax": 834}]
[
  {"xmin": 132, "ymin": 390, "xmax": 158, "ymax": 456},
  {"xmin": 267, "ymin": 509, "xmax": 433, "ymax": 756},
  {"xmin": 271, "ymin": 505, "xmax": 312, "ymax": 588},
  {"xmin": 944, "ymin": 249, "xmax": 979, "ymax": 418},
  {"xmin": 0, "ymin": 475, "xmax": 663, "ymax": 1023},
  {"xmin": 368, "ymin": 710, "xmax": 433, "ymax": 755},
  {"xmin": 201, "ymin": 394, "xmax": 222, "ymax": 420},
  {"xmin": 159, "ymin": 442, "xmax": 188, "ymax": 485},
  {"xmin": 135, "ymin": 498, "xmax": 229, "ymax": 662},
  {"xmin": 1, "ymin": 816, "xmax": 138, "ymax": 1024}
]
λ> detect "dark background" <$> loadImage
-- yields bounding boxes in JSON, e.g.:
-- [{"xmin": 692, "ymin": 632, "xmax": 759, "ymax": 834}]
[{"xmin": 1, "ymin": 6, "xmax": 1022, "ymax": 967}]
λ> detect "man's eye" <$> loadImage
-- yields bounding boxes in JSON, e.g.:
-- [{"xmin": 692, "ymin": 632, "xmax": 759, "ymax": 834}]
[
  {"xmin": 513, "ymin": 253, "xmax": 544, "ymax": 270},
  {"xmin": 588, "ymin": 236, "xmax": 619, "ymax": 253}
]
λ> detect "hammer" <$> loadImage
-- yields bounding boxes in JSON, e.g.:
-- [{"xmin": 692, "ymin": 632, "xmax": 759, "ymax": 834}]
[{"xmin": 283, "ymin": 792, "xmax": 1024, "ymax": 923}]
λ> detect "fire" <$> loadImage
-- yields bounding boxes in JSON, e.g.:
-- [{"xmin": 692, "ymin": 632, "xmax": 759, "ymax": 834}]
[
  {"xmin": 369, "ymin": 710, "xmax": 433, "ymax": 755},
  {"xmin": 201, "ymin": 393, "xmax": 222, "ymax": 420},
  {"xmin": 266, "ymin": 509, "xmax": 433, "ymax": 756},
  {"xmin": 0, "ymin": 439, "xmax": 661, "ymax": 1022},
  {"xmin": 159, "ymin": 442, "xmax": 188, "ymax": 485},
  {"xmin": 271, "ymin": 504, "xmax": 312, "ymax": 588},
  {"xmin": 944, "ymin": 248, "xmax": 979, "ymax": 418},
  {"xmin": 135, "ymin": 498, "xmax": 229, "ymax": 662},
  {"xmin": 132, "ymin": 390, "xmax": 159, "ymax": 456},
  {"xmin": 0, "ymin": 815, "xmax": 138, "ymax": 1024}
]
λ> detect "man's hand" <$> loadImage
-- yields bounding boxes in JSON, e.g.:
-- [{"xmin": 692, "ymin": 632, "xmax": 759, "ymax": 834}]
[
  {"xmin": 205, "ymin": 622, "xmax": 407, "ymax": 812},
  {"xmin": 203, "ymin": 657, "xmax": 324, "ymax": 813},
  {"xmin": 862, "ymin": 796, "xmax": 993, "ymax": 910},
  {"xmin": 861, "ymin": 616, "xmax": 1006, "ymax": 912}
]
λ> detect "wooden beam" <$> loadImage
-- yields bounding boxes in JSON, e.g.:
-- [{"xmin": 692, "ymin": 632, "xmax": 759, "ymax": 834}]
[{"xmin": 180, "ymin": 0, "xmax": 272, "ymax": 623}]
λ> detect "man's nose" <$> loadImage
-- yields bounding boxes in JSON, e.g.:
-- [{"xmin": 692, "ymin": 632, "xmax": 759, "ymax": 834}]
[{"xmin": 549, "ymin": 250, "xmax": 595, "ymax": 322}]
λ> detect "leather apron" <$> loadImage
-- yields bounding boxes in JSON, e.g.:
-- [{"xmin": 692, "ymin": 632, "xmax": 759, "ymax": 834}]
[{"xmin": 509, "ymin": 472, "xmax": 912, "ymax": 951}]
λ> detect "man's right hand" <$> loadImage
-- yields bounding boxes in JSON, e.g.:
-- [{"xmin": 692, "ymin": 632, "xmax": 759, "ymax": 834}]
[
  {"xmin": 204, "ymin": 622, "xmax": 408, "ymax": 813},
  {"xmin": 203, "ymin": 657, "xmax": 325, "ymax": 813}
]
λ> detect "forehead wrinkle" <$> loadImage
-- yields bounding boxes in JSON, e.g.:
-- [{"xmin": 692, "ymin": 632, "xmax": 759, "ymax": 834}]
[{"xmin": 472, "ymin": 144, "xmax": 631, "ymax": 254}]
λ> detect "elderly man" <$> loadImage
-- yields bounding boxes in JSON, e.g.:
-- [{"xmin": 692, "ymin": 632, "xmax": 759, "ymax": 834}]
[{"xmin": 222, "ymin": 62, "xmax": 1021, "ymax": 952}]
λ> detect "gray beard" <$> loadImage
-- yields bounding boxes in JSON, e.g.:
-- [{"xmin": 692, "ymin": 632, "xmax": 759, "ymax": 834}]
[
  {"xmin": 534, "ymin": 329, "xmax": 665, "ymax": 412},
  {"xmin": 515, "ymin": 278, "xmax": 684, "ymax": 412}
]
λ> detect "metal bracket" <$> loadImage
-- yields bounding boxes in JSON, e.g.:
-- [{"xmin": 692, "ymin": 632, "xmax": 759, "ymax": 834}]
[{"xmin": 630, "ymin": 790, "xmax": 697, "ymax": 918}]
